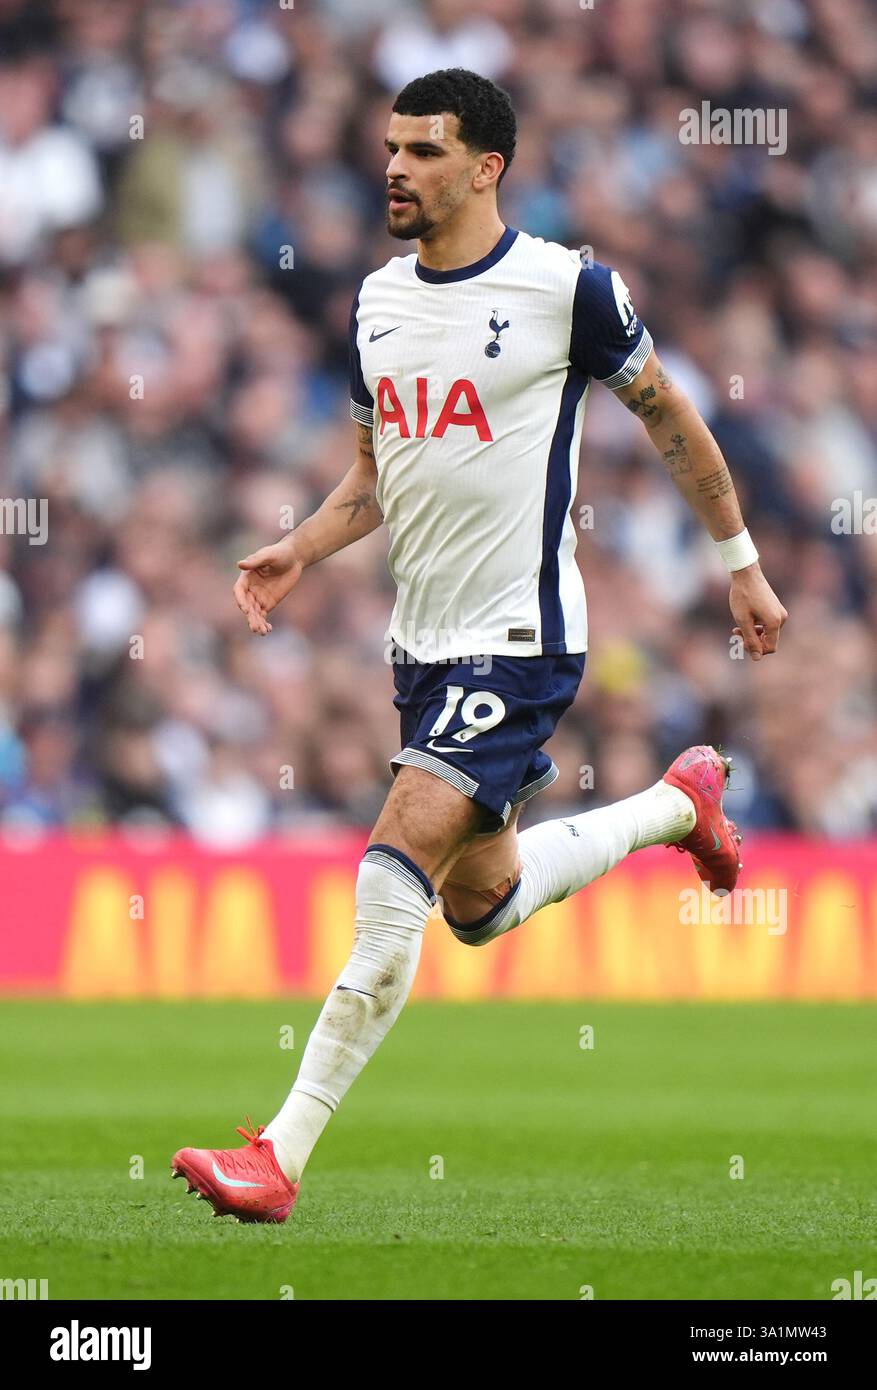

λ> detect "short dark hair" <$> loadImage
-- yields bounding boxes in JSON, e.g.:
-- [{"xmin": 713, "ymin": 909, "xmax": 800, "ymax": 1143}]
[{"xmin": 392, "ymin": 68, "xmax": 516, "ymax": 184}]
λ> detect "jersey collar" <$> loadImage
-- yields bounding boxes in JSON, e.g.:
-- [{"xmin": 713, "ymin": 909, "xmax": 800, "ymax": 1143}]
[{"xmin": 414, "ymin": 226, "xmax": 518, "ymax": 284}]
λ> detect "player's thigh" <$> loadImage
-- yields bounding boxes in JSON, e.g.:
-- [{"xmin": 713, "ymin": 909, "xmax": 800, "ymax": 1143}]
[
  {"xmin": 444, "ymin": 802, "xmax": 523, "ymax": 889},
  {"xmin": 444, "ymin": 800, "xmax": 522, "ymax": 884},
  {"xmin": 438, "ymin": 806, "xmax": 523, "ymax": 925},
  {"xmin": 368, "ymin": 764, "xmax": 483, "ymax": 888}
]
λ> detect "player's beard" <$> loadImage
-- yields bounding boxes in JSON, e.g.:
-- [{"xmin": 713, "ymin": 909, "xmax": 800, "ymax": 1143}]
[{"xmin": 386, "ymin": 202, "xmax": 435, "ymax": 240}]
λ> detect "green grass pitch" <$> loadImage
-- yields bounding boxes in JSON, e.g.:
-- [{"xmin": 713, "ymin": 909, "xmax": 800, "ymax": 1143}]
[{"xmin": 0, "ymin": 1000, "xmax": 874, "ymax": 1300}]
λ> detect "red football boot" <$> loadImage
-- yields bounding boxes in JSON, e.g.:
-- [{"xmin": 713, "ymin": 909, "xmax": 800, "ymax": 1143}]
[
  {"xmin": 662, "ymin": 745, "xmax": 743, "ymax": 895},
  {"xmin": 171, "ymin": 1117, "xmax": 299, "ymax": 1223}
]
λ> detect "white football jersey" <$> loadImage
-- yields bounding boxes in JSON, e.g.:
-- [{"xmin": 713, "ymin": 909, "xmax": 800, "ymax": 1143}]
[{"xmin": 349, "ymin": 227, "xmax": 652, "ymax": 661}]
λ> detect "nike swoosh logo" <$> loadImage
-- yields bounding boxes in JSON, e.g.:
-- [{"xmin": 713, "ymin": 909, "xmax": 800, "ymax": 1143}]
[
  {"xmin": 369, "ymin": 326, "xmax": 401, "ymax": 341},
  {"xmin": 211, "ymin": 1160, "xmax": 265, "ymax": 1189},
  {"xmin": 711, "ymin": 829, "xmax": 723, "ymax": 851},
  {"xmin": 426, "ymin": 739, "xmax": 473, "ymax": 754}
]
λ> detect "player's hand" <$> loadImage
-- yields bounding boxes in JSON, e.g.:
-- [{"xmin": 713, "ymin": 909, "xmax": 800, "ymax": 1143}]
[
  {"xmin": 729, "ymin": 564, "xmax": 788, "ymax": 661},
  {"xmin": 234, "ymin": 538, "xmax": 303, "ymax": 635}
]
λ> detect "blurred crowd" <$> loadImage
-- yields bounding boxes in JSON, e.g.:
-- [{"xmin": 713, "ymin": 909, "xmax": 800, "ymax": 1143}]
[{"xmin": 0, "ymin": 0, "xmax": 875, "ymax": 844}]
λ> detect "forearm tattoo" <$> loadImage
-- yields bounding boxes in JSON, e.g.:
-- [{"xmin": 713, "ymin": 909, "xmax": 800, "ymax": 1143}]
[
  {"xmin": 662, "ymin": 432, "xmax": 692, "ymax": 476},
  {"xmin": 696, "ymin": 465, "xmax": 734, "ymax": 500},
  {"xmin": 336, "ymin": 491, "xmax": 373, "ymax": 524}
]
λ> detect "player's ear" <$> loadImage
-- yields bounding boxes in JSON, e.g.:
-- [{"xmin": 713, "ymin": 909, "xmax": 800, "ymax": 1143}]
[{"xmin": 473, "ymin": 151, "xmax": 504, "ymax": 191}]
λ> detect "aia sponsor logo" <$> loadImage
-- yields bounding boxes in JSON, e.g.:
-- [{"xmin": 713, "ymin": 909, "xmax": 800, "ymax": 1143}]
[{"xmin": 377, "ymin": 377, "xmax": 493, "ymax": 441}]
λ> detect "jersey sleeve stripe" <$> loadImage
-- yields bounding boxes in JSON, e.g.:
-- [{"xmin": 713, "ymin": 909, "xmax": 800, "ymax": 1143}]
[
  {"xmin": 350, "ymin": 400, "xmax": 374, "ymax": 426},
  {"xmin": 348, "ymin": 283, "xmax": 375, "ymax": 415},
  {"xmin": 597, "ymin": 327, "xmax": 654, "ymax": 389}
]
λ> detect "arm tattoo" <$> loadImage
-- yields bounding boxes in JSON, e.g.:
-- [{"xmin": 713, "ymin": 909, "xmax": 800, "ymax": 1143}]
[
  {"xmin": 626, "ymin": 383, "xmax": 661, "ymax": 421},
  {"xmin": 336, "ymin": 491, "xmax": 373, "ymax": 524},
  {"xmin": 662, "ymin": 432, "xmax": 692, "ymax": 476},
  {"xmin": 656, "ymin": 365, "xmax": 672, "ymax": 390},
  {"xmin": 355, "ymin": 424, "xmax": 375, "ymax": 461},
  {"xmin": 696, "ymin": 465, "xmax": 734, "ymax": 500}
]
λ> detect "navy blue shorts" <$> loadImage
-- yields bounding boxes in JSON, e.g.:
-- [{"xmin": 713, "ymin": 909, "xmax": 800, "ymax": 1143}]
[{"xmin": 390, "ymin": 646, "xmax": 586, "ymax": 834}]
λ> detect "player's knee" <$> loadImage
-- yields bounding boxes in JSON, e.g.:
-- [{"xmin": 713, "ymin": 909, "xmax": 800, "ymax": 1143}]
[
  {"xmin": 438, "ymin": 880, "xmax": 485, "ymax": 930},
  {"xmin": 342, "ymin": 845, "xmax": 434, "ymax": 1012},
  {"xmin": 355, "ymin": 845, "xmax": 434, "ymax": 923},
  {"xmin": 439, "ymin": 875, "xmax": 522, "ymax": 947}
]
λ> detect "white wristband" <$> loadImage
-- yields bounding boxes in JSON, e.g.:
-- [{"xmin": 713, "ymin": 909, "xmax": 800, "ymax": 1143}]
[{"xmin": 716, "ymin": 528, "xmax": 759, "ymax": 573}]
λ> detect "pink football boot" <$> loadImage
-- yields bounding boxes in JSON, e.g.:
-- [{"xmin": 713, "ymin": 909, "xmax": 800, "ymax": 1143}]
[
  {"xmin": 171, "ymin": 1118, "xmax": 299, "ymax": 1224},
  {"xmin": 663, "ymin": 745, "xmax": 743, "ymax": 895}
]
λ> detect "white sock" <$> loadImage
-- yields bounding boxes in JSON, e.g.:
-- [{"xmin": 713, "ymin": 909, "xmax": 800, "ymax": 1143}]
[
  {"xmin": 263, "ymin": 844, "xmax": 433, "ymax": 1181},
  {"xmin": 449, "ymin": 780, "xmax": 695, "ymax": 947},
  {"xmin": 262, "ymin": 1091, "xmax": 333, "ymax": 1182}
]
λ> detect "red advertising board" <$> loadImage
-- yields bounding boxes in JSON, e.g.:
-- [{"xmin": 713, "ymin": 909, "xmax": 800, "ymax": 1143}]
[{"xmin": 1, "ymin": 832, "xmax": 874, "ymax": 999}]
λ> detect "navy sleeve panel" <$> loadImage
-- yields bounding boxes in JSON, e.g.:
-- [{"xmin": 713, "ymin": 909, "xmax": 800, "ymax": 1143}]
[
  {"xmin": 569, "ymin": 259, "xmax": 653, "ymax": 388},
  {"xmin": 348, "ymin": 283, "xmax": 374, "ymax": 425}
]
